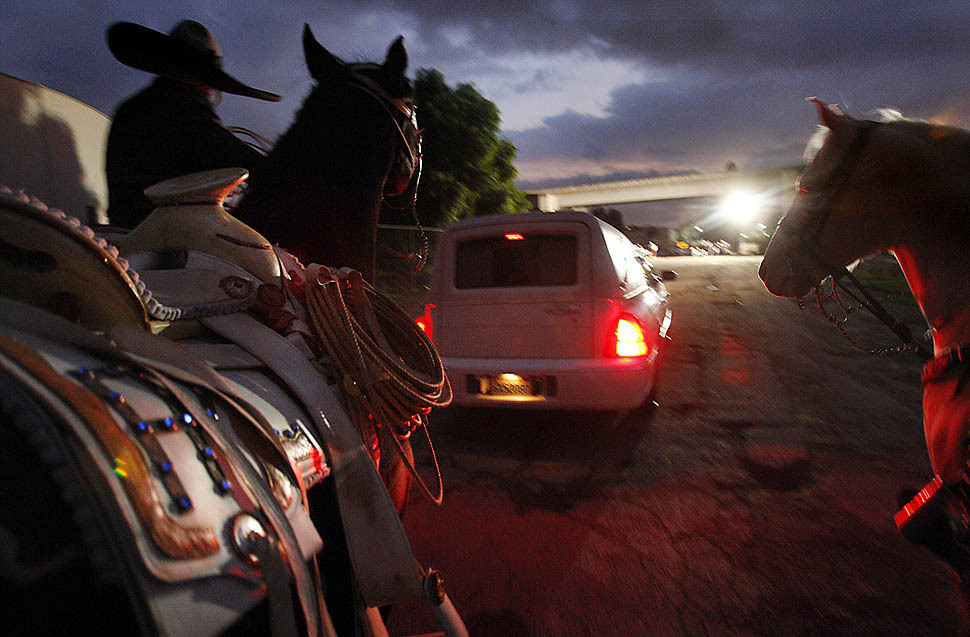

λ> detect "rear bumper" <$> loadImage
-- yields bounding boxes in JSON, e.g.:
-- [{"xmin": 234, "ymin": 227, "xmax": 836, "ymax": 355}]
[{"xmin": 442, "ymin": 351, "xmax": 657, "ymax": 411}]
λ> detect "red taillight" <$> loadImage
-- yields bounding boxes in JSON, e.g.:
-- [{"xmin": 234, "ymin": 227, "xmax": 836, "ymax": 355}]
[
  {"xmin": 607, "ymin": 314, "xmax": 649, "ymax": 357},
  {"xmin": 505, "ymin": 233, "xmax": 525, "ymax": 241},
  {"xmin": 416, "ymin": 304, "xmax": 435, "ymax": 340}
]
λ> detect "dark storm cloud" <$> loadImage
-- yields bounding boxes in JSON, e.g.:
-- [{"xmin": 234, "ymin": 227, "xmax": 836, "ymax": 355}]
[
  {"xmin": 506, "ymin": 2, "xmax": 970, "ymax": 180},
  {"xmin": 327, "ymin": 0, "xmax": 970, "ymax": 188},
  {"xmin": 363, "ymin": 0, "xmax": 969, "ymax": 71},
  {"xmin": 3, "ymin": 0, "xmax": 969, "ymax": 214}
]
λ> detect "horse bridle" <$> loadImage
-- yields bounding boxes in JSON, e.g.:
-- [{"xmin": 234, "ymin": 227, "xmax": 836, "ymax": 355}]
[
  {"xmin": 345, "ymin": 71, "xmax": 422, "ymax": 197},
  {"xmin": 344, "ymin": 69, "xmax": 429, "ymax": 271},
  {"xmin": 786, "ymin": 119, "xmax": 931, "ymax": 359}
]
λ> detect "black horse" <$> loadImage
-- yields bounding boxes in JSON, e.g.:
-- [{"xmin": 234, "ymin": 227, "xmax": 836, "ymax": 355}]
[
  {"xmin": 236, "ymin": 24, "xmax": 423, "ymax": 522},
  {"xmin": 232, "ymin": 25, "xmax": 420, "ymax": 285}
]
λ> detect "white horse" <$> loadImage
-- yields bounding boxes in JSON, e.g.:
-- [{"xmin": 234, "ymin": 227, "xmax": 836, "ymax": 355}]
[{"xmin": 760, "ymin": 99, "xmax": 970, "ymax": 583}]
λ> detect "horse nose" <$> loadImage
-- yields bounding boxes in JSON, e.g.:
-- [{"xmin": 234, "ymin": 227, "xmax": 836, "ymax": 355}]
[
  {"xmin": 758, "ymin": 255, "xmax": 776, "ymax": 286},
  {"xmin": 758, "ymin": 252, "xmax": 793, "ymax": 297}
]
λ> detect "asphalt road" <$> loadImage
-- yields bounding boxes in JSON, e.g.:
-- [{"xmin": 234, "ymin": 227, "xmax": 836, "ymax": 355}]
[{"xmin": 386, "ymin": 255, "xmax": 969, "ymax": 637}]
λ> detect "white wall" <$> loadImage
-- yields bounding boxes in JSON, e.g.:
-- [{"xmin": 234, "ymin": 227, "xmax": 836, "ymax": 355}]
[{"xmin": 0, "ymin": 72, "xmax": 110, "ymax": 225}]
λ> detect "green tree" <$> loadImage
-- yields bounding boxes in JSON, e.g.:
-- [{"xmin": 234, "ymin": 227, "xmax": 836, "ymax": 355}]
[{"xmin": 409, "ymin": 69, "xmax": 528, "ymax": 228}]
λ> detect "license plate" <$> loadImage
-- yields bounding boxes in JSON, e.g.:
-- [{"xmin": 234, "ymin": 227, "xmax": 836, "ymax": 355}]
[{"xmin": 481, "ymin": 373, "xmax": 534, "ymax": 396}]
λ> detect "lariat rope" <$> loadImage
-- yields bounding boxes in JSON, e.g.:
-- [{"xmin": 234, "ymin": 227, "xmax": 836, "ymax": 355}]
[{"xmin": 303, "ymin": 265, "xmax": 450, "ymax": 504}]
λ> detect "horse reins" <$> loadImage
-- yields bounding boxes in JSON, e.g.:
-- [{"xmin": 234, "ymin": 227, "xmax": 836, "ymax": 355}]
[
  {"xmin": 310, "ymin": 72, "xmax": 443, "ymax": 501},
  {"xmin": 345, "ymin": 72, "xmax": 420, "ymax": 177},
  {"xmin": 788, "ymin": 119, "xmax": 932, "ymax": 360},
  {"xmin": 345, "ymin": 71, "xmax": 430, "ymax": 272}
]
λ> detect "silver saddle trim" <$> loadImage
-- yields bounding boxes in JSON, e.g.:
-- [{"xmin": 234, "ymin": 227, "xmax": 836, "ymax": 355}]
[
  {"xmin": 105, "ymin": 323, "xmax": 325, "ymax": 636},
  {"xmin": 0, "ymin": 298, "xmax": 325, "ymax": 636},
  {"xmin": 127, "ymin": 250, "xmax": 264, "ymax": 322},
  {"xmin": 199, "ymin": 312, "xmax": 426, "ymax": 606},
  {"xmin": 180, "ymin": 343, "xmax": 263, "ymax": 369}
]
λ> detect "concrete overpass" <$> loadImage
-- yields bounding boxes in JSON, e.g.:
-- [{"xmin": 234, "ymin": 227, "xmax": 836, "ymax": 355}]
[{"xmin": 526, "ymin": 166, "xmax": 802, "ymax": 213}]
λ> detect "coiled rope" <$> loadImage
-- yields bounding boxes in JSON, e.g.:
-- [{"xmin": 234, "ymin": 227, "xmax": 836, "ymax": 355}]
[{"xmin": 303, "ymin": 265, "xmax": 450, "ymax": 504}]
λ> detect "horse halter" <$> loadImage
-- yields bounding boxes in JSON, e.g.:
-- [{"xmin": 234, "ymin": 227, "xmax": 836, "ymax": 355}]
[
  {"xmin": 789, "ymin": 119, "xmax": 879, "ymax": 256},
  {"xmin": 786, "ymin": 119, "xmax": 931, "ymax": 359},
  {"xmin": 344, "ymin": 69, "xmax": 421, "ymax": 195},
  {"xmin": 344, "ymin": 68, "xmax": 429, "ymax": 271}
]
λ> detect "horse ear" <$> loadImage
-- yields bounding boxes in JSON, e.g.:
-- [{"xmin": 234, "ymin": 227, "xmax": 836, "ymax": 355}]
[
  {"xmin": 808, "ymin": 97, "xmax": 850, "ymax": 134},
  {"xmin": 303, "ymin": 24, "xmax": 347, "ymax": 81},
  {"xmin": 383, "ymin": 36, "xmax": 408, "ymax": 77}
]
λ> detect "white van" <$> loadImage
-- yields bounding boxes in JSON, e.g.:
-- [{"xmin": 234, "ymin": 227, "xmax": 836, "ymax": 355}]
[{"xmin": 417, "ymin": 211, "xmax": 673, "ymax": 410}]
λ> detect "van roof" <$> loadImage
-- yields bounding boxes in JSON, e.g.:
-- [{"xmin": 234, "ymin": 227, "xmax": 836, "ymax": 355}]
[{"xmin": 442, "ymin": 210, "xmax": 607, "ymax": 234}]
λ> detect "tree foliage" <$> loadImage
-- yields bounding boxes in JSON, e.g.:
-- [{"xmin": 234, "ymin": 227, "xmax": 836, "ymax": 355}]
[{"xmin": 406, "ymin": 69, "xmax": 528, "ymax": 228}]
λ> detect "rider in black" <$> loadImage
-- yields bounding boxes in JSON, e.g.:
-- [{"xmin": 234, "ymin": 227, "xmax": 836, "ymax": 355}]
[{"xmin": 104, "ymin": 20, "xmax": 280, "ymax": 228}]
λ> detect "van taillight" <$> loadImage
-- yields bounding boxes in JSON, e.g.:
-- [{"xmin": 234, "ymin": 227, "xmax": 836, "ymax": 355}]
[
  {"xmin": 416, "ymin": 304, "xmax": 435, "ymax": 340},
  {"xmin": 608, "ymin": 314, "xmax": 649, "ymax": 357}
]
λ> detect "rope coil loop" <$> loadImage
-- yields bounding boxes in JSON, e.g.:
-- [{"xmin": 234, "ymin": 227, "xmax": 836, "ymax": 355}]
[{"xmin": 303, "ymin": 264, "xmax": 450, "ymax": 503}]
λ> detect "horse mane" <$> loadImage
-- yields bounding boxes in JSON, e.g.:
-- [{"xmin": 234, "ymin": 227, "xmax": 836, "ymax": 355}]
[
  {"xmin": 803, "ymin": 108, "xmax": 921, "ymax": 163},
  {"xmin": 801, "ymin": 107, "xmax": 970, "ymax": 165},
  {"xmin": 800, "ymin": 106, "xmax": 970, "ymax": 236}
]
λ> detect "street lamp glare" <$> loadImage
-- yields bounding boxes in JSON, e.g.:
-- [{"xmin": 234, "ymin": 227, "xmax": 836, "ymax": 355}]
[{"xmin": 721, "ymin": 192, "xmax": 761, "ymax": 222}]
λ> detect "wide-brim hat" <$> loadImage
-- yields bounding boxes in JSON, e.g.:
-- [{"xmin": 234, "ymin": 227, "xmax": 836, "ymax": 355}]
[{"xmin": 107, "ymin": 21, "xmax": 281, "ymax": 102}]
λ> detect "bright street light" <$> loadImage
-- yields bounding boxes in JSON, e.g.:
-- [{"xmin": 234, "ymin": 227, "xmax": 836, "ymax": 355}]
[{"xmin": 720, "ymin": 191, "xmax": 762, "ymax": 222}]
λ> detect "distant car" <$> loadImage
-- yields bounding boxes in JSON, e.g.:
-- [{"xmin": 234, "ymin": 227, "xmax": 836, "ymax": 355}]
[{"xmin": 417, "ymin": 211, "xmax": 673, "ymax": 411}]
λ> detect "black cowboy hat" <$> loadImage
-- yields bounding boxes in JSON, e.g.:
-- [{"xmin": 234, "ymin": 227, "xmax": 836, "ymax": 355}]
[{"xmin": 107, "ymin": 20, "xmax": 281, "ymax": 102}]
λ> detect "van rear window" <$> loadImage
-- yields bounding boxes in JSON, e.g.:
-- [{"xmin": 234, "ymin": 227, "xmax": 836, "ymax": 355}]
[{"xmin": 455, "ymin": 234, "xmax": 578, "ymax": 288}]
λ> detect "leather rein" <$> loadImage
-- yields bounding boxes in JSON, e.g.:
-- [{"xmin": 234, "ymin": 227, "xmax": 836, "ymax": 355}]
[
  {"xmin": 345, "ymin": 69, "xmax": 429, "ymax": 272},
  {"xmin": 345, "ymin": 71, "xmax": 422, "ymax": 199},
  {"xmin": 787, "ymin": 119, "xmax": 932, "ymax": 361}
]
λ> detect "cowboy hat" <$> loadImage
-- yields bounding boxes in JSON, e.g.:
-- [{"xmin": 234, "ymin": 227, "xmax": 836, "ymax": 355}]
[{"xmin": 107, "ymin": 20, "xmax": 281, "ymax": 102}]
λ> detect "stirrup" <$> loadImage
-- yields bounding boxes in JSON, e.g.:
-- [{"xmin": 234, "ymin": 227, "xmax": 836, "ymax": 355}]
[{"xmin": 896, "ymin": 477, "xmax": 970, "ymax": 583}]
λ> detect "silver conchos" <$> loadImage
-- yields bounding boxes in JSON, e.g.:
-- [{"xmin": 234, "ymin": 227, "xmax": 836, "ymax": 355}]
[{"xmin": 231, "ymin": 512, "xmax": 267, "ymax": 566}]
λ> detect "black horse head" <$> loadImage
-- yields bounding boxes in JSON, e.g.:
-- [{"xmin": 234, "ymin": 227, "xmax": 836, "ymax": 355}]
[{"xmin": 234, "ymin": 25, "xmax": 419, "ymax": 282}]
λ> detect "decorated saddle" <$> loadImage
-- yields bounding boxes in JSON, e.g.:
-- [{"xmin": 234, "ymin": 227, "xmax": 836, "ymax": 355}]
[{"xmin": 0, "ymin": 168, "xmax": 460, "ymax": 636}]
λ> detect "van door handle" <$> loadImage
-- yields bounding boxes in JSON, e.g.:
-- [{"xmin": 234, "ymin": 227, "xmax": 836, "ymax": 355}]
[{"xmin": 544, "ymin": 305, "xmax": 581, "ymax": 315}]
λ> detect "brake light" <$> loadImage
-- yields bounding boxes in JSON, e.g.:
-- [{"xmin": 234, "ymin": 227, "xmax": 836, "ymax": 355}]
[
  {"xmin": 608, "ymin": 314, "xmax": 649, "ymax": 357},
  {"xmin": 505, "ymin": 233, "xmax": 525, "ymax": 241},
  {"xmin": 416, "ymin": 304, "xmax": 435, "ymax": 340}
]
